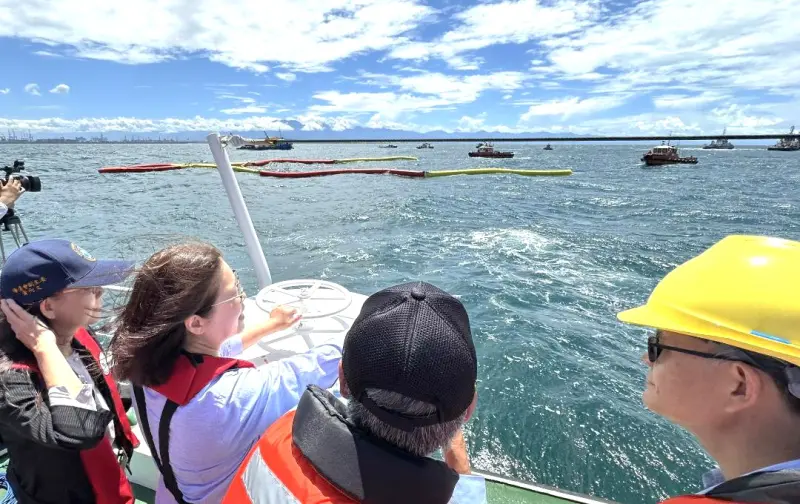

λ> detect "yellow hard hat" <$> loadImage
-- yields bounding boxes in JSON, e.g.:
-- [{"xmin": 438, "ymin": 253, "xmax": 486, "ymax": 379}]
[{"xmin": 618, "ymin": 235, "xmax": 800, "ymax": 367}]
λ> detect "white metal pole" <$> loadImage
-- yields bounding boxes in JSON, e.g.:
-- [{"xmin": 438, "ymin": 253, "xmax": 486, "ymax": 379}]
[{"xmin": 206, "ymin": 133, "xmax": 272, "ymax": 288}]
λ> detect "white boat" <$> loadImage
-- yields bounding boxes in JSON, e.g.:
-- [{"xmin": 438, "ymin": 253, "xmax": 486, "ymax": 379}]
[{"xmin": 702, "ymin": 128, "xmax": 735, "ymax": 149}]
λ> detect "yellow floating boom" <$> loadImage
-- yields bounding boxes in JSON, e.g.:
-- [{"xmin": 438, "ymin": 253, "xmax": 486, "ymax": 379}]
[{"xmin": 425, "ymin": 168, "xmax": 572, "ymax": 177}]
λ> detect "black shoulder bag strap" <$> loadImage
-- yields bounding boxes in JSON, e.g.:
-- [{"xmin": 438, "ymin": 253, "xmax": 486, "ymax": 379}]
[{"xmin": 133, "ymin": 385, "xmax": 187, "ymax": 504}]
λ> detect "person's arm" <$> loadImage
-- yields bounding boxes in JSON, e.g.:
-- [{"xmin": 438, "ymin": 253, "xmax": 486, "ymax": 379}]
[
  {"xmin": 0, "ymin": 300, "xmax": 110, "ymax": 449},
  {"xmin": 220, "ymin": 342, "xmax": 342, "ymax": 440},
  {"xmin": 237, "ymin": 305, "xmax": 301, "ymax": 351},
  {"xmin": 1, "ymin": 299, "xmax": 83, "ymax": 396},
  {"xmin": 0, "ymin": 370, "xmax": 112, "ymax": 450}
]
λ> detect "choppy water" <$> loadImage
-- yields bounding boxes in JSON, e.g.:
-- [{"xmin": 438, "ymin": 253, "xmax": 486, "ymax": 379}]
[{"xmin": 2, "ymin": 142, "xmax": 798, "ymax": 503}]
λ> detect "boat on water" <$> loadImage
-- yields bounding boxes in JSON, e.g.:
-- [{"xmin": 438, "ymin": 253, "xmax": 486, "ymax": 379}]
[
  {"xmin": 641, "ymin": 141, "xmax": 698, "ymax": 166},
  {"xmin": 0, "ymin": 133, "xmax": 610, "ymax": 504},
  {"xmin": 417, "ymin": 142, "xmax": 434, "ymax": 149},
  {"xmin": 702, "ymin": 128, "xmax": 734, "ymax": 149},
  {"xmin": 543, "ymin": 144, "xmax": 553, "ymax": 150},
  {"xmin": 767, "ymin": 126, "xmax": 800, "ymax": 151},
  {"xmin": 236, "ymin": 131, "xmax": 293, "ymax": 151},
  {"xmin": 469, "ymin": 142, "xmax": 514, "ymax": 158},
  {"xmin": 378, "ymin": 144, "xmax": 398, "ymax": 148}
]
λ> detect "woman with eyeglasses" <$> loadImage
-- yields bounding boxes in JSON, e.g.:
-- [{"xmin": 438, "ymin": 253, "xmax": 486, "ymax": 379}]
[
  {"xmin": 0, "ymin": 239, "xmax": 139, "ymax": 504},
  {"xmin": 109, "ymin": 242, "xmax": 342, "ymax": 504},
  {"xmin": 618, "ymin": 235, "xmax": 800, "ymax": 503}
]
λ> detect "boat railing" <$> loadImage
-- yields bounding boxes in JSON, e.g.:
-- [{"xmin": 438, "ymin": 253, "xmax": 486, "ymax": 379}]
[{"xmin": 208, "ymin": 133, "xmax": 273, "ymax": 288}]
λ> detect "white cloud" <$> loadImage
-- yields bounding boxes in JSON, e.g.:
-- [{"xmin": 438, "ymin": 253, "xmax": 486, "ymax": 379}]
[
  {"xmin": 389, "ymin": 0, "xmax": 597, "ymax": 68},
  {"xmin": 0, "ymin": 115, "xmax": 291, "ymax": 133},
  {"xmin": 24, "ymin": 83, "xmax": 41, "ymax": 96},
  {"xmin": 455, "ymin": 114, "xmax": 518, "ymax": 133},
  {"xmin": 544, "ymin": 0, "xmax": 800, "ymax": 95},
  {"xmin": 1, "ymin": 0, "xmax": 435, "ymax": 73},
  {"xmin": 275, "ymin": 72, "xmax": 297, "ymax": 82},
  {"xmin": 49, "ymin": 83, "xmax": 70, "ymax": 94},
  {"xmin": 0, "ymin": 88, "xmax": 9, "ymax": 95},
  {"xmin": 519, "ymin": 95, "xmax": 627, "ymax": 121},
  {"xmin": 294, "ymin": 114, "xmax": 358, "ymax": 132},
  {"xmin": 309, "ymin": 70, "xmax": 527, "ymax": 118},
  {"xmin": 34, "ymin": 50, "xmax": 61, "ymax": 57},
  {"xmin": 653, "ymin": 92, "xmax": 726, "ymax": 109},
  {"xmin": 310, "ymin": 91, "xmax": 452, "ymax": 118},
  {"xmin": 220, "ymin": 105, "xmax": 268, "ymax": 115},
  {"xmin": 216, "ymin": 93, "xmax": 256, "ymax": 104},
  {"xmin": 710, "ymin": 104, "xmax": 784, "ymax": 129}
]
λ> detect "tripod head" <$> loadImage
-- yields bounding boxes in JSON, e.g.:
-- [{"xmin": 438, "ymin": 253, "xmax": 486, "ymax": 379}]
[{"xmin": 0, "ymin": 207, "xmax": 29, "ymax": 264}]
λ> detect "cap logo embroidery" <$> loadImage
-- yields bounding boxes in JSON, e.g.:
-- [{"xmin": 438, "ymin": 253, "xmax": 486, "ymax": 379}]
[
  {"xmin": 11, "ymin": 276, "xmax": 47, "ymax": 297},
  {"xmin": 70, "ymin": 243, "xmax": 96, "ymax": 262}
]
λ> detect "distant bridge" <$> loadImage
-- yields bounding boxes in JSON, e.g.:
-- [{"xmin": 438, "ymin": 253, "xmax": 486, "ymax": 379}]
[{"xmin": 289, "ymin": 134, "xmax": 800, "ymax": 143}]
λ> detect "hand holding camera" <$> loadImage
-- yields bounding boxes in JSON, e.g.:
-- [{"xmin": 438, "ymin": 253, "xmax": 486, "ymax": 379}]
[{"xmin": 0, "ymin": 178, "xmax": 24, "ymax": 208}]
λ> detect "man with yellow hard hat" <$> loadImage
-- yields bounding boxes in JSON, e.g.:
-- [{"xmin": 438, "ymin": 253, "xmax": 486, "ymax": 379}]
[{"xmin": 618, "ymin": 235, "xmax": 800, "ymax": 503}]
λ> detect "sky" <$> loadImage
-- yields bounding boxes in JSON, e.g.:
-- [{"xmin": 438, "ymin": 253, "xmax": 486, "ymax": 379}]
[{"xmin": 1, "ymin": 0, "xmax": 799, "ymax": 136}]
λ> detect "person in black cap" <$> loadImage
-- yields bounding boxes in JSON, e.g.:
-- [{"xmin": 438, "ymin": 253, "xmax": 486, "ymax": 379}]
[
  {"xmin": 221, "ymin": 281, "xmax": 487, "ymax": 504},
  {"xmin": 0, "ymin": 239, "xmax": 140, "ymax": 504}
]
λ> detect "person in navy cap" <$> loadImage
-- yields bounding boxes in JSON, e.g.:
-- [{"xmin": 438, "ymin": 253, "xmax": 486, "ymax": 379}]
[{"xmin": 0, "ymin": 239, "xmax": 140, "ymax": 504}]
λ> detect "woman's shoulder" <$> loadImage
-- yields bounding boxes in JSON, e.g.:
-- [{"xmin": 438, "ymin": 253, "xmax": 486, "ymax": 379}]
[{"xmin": 199, "ymin": 365, "xmax": 263, "ymax": 405}]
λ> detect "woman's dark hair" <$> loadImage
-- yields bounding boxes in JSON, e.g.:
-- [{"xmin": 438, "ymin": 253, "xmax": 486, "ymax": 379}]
[
  {"xmin": 0, "ymin": 303, "xmax": 46, "ymax": 374},
  {"xmin": 110, "ymin": 242, "xmax": 222, "ymax": 387}
]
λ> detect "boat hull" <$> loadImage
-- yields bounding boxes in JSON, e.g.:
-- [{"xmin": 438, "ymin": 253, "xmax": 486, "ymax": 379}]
[
  {"xmin": 237, "ymin": 143, "xmax": 293, "ymax": 151},
  {"xmin": 767, "ymin": 146, "xmax": 800, "ymax": 151},
  {"xmin": 469, "ymin": 152, "xmax": 514, "ymax": 158},
  {"xmin": 641, "ymin": 157, "xmax": 698, "ymax": 166},
  {"xmin": 702, "ymin": 145, "xmax": 734, "ymax": 150}
]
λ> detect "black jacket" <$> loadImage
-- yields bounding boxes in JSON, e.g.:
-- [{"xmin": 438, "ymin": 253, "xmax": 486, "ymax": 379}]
[
  {"xmin": 703, "ymin": 469, "xmax": 800, "ymax": 503},
  {"xmin": 0, "ymin": 335, "xmax": 132, "ymax": 504}
]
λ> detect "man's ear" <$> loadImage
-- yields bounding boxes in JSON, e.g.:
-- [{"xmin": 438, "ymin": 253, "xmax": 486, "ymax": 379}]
[
  {"xmin": 338, "ymin": 361, "xmax": 350, "ymax": 398},
  {"xmin": 724, "ymin": 362, "xmax": 763, "ymax": 414},
  {"xmin": 464, "ymin": 390, "xmax": 478, "ymax": 422}
]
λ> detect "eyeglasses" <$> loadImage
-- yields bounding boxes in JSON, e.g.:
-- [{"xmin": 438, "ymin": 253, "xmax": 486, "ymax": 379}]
[
  {"xmin": 647, "ymin": 334, "xmax": 744, "ymax": 364},
  {"xmin": 647, "ymin": 332, "xmax": 799, "ymax": 396},
  {"xmin": 210, "ymin": 272, "xmax": 246, "ymax": 307},
  {"xmin": 62, "ymin": 286, "xmax": 104, "ymax": 296}
]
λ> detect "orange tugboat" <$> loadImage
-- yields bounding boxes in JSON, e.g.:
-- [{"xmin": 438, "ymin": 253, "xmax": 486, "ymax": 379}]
[
  {"xmin": 641, "ymin": 141, "xmax": 698, "ymax": 166},
  {"xmin": 469, "ymin": 142, "xmax": 514, "ymax": 158}
]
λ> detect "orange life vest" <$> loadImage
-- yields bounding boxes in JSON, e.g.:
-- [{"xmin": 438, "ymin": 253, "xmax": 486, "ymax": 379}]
[
  {"xmin": 660, "ymin": 496, "xmax": 748, "ymax": 503},
  {"xmin": 223, "ymin": 385, "xmax": 462, "ymax": 504},
  {"xmin": 11, "ymin": 327, "xmax": 140, "ymax": 504},
  {"xmin": 224, "ymin": 409, "xmax": 356, "ymax": 504}
]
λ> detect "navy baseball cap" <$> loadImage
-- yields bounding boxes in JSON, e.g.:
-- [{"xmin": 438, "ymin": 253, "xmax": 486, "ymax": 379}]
[{"xmin": 0, "ymin": 239, "xmax": 134, "ymax": 305}]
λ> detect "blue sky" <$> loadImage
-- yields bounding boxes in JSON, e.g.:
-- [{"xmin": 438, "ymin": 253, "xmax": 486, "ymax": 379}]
[{"xmin": 1, "ymin": 0, "xmax": 799, "ymax": 135}]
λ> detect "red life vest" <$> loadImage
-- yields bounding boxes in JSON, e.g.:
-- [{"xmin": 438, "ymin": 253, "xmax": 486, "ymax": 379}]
[
  {"xmin": 149, "ymin": 352, "xmax": 254, "ymax": 406},
  {"xmin": 134, "ymin": 352, "xmax": 254, "ymax": 504},
  {"xmin": 223, "ymin": 409, "xmax": 356, "ymax": 504},
  {"xmin": 11, "ymin": 327, "xmax": 140, "ymax": 504}
]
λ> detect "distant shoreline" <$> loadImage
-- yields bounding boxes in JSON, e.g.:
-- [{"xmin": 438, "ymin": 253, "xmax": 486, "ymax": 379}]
[{"xmin": 0, "ymin": 140, "xmax": 204, "ymax": 145}]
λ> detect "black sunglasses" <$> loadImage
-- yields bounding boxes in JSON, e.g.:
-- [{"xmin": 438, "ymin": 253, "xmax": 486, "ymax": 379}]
[{"xmin": 647, "ymin": 334, "xmax": 744, "ymax": 364}]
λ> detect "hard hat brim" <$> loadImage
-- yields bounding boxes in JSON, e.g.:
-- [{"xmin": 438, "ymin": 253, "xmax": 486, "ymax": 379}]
[{"xmin": 619, "ymin": 304, "xmax": 800, "ymax": 367}]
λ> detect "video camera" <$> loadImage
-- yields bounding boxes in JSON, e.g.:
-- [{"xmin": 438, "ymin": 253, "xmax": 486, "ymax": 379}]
[{"xmin": 2, "ymin": 160, "xmax": 42, "ymax": 192}]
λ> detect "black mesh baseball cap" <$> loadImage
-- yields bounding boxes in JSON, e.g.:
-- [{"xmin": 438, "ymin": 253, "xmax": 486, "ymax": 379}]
[{"xmin": 343, "ymin": 281, "xmax": 477, "ymax": 432}]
